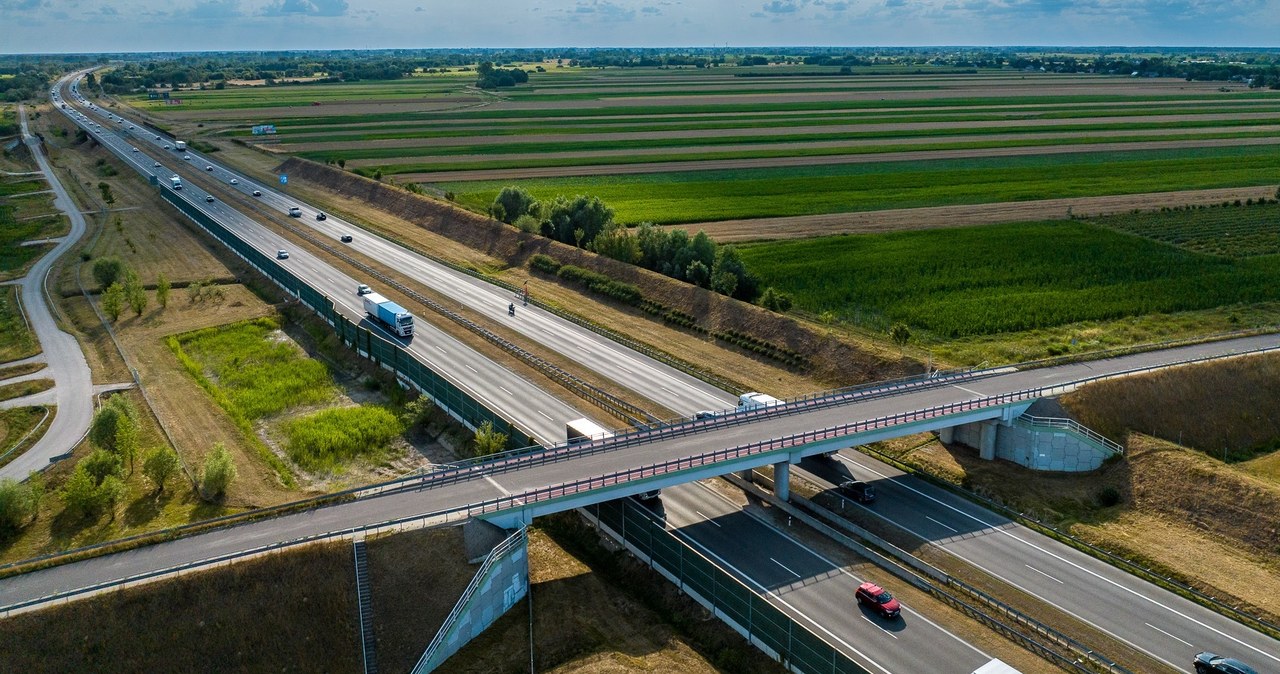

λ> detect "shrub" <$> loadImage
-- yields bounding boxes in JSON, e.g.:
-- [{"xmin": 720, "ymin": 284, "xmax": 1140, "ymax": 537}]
[
  {"xmin": 473, "ymin": 420, "xmax": 508, "ymax": 456},
  {"xmin": 283, "ymin": 406, "xmax": 404, "ymax": 472},
  {"xmin": 760, "ymin": 287, "xmax": 793, "ymax": 313},
  {"xmin": 201, "ymin": 442, "xmax": 237, "ymax": 500},
  {"xmin": 92, "ymin": 257, "xmax": 125, "ymax": 289},
  {"xmin": 529, "ymin": 254, "xmax": 562, "ymax": 274},
  {"xmin": 0, "ymin": 477, "xmax": 41, "ymax": 531},
  {"xmin": 82, "ymin": 448, "xmax": 123, "ymax": 483},
  {"xmin": 556, "ymin": 264, "xmax": 642, "ymax": 305}
]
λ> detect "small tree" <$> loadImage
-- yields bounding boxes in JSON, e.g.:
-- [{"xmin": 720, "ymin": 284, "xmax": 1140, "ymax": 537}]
[
  {"xmin": 156, "ymin": 272, "xmax": 170, "ymax": 309},
  {"xmin": 200, "ymin": 442, "xmax": 237, "ymax": 501},
  {"xmin": 889, "ymin": 323, "xmax": 912, "ymax": 351},
  {"xmin": 98, "ymin": 475, "xmax": 126, "ymax": 521},
  {"xmin": 101, "ymin": 282, "xmax": 125, "ymax": 321},
  {"xmin": 473, "ymin": 421, "xmax": 508, "ymax": 456},
  {"xmin": 82, "ymin": 448, "xmax": 123, "ymax": 484},
  {"xmin": 337, "ymin": 158, "xmax": 346, "ymax": 169},
  {"xmin": 143, "ymin": 447, "xmax": 180, "ymax": 494},
  {"xmin": 760, "ymin": 287, "xmax": 793, "ymax": 313},
  {"xmin": 92, "ymin": 257, "xmax": 125, "ymax": 289},
  {"xmin": 187, "ymin": 280, "xmax": 204, "ymax": 303},
  {"xmin": 60, "ymin": 465, "xmax": 102, "ymax": 519},
  {"xmin": 399, "ymin": 396, "xmax": 435, "ymax": 431},
  {"xmin": 115, "ymin": 415, "xmax": 139, "ymax": 473},
  {"xmin": 89, "ymin": 394, "xmax": 136, "ymax": 453},
  {"xmin": 124, "ymin": 270, "xmax": 146, "ymax": 316},
  {"xmin": 0, "ymin": 477, "xmax": 41, "ymax": 530}
]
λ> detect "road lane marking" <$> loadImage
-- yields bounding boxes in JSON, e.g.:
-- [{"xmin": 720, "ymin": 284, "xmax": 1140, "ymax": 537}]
[
  {"xmin": 695, "ymin": 483, "xmax": 990, "ymax": 661},
  {"xmin": 861, "ymin": 616, "xmax": 899, "ymax": 639},
  {"xmin": 952, "ymin": 384, "xmax": 986, "ymax": 397},
  {"xmin": 434, "ymin": 345, "xmax": 446, "ymax": 354},
  {"xmin": 770, "ymin": 557, "xmax": 801, "ymax": 579},
  {"xmin": 1024, "ymin": 564, "xmax": 1064, "ymax": 584},
  {"xmin": 695, "ymin": 510, "xmax": 720, "ymax": 527},
  {"xmin": 464, "ymin": 364, "xmax": 478, "ymax": 374},
  {"xmin": 537, "ymin": 410, "xmax": 553, "ymax": 421},
  {"xmin": 925, "ymin": 516, "xmax": 959, "ymax": 533},
  {"xmin": 839, "ymin": 455, "xmax": 1279, "ymax": 668},
  {"xmin": 1146, "ymin": 623, "xmax": 1193, "ymax": 647},
  {"xmin": 484, "ymin": 476, "xmax": 510, "ymax": 496},
  {"xmin": 498, "ymin": 386, "xmax": 513, "ymax": 396}
]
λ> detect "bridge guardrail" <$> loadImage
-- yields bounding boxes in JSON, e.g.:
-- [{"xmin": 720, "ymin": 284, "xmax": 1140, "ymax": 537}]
[{"xmin": 1018, "ymin": 414, "xmax": 1125, "ymax": 456}]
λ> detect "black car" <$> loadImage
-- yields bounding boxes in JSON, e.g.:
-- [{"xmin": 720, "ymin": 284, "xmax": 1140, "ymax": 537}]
[
  {"xmin": 316, "ymin": 212, "xmax": 327, "ymax": 221},
  {"xmin": 838, "ymin": 480, "xmax": 875, "ymax": 503},
  {"xmin": 340, "ymin": 234, "xmax": 353, "ymax": 243},
  {"xmin": 1194, "ymin": 652, "xmax": 1258, "ymax": 674}
]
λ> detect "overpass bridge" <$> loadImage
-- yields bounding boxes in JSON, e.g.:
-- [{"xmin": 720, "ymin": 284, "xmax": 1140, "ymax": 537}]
[{"xmin": 3, "ymin": 331, "xmax": 1277, "ymax": 614}]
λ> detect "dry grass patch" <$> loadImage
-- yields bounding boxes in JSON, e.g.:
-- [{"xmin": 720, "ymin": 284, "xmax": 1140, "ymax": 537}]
[
  {"xmin": 0, "ymin": 541, "xmax": 360, "ymax": 673},
  {"xmin": 878, "ymin": 429, "xmax": 1280, "ymax": 622},
  {"xmin": 0, "ymin": 361, "xmax": 46, "ymax": 381},
  {"xmin": 0, "ymin": 378, "xmax": 52, "ymax": 403},
  {"xmin": 1062, "ymin": 351, "xmax": 1280, "ymax": 462}
]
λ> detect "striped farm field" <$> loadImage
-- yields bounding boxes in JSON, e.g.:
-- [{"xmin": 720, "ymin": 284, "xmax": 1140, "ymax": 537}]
[
  {"xmin": 737, "ymin": 219, "xmax": 1280, "ymax": 338},
  {"xmin": 138, "ymin": 65, "xmax": 1280, "ymax": 230},
  {"xmin": 437, "ymin": 145, "xmax": 1280, "ymax": 225}
]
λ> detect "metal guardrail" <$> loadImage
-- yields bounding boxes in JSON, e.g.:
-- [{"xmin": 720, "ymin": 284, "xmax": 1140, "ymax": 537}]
[
  {"xmin": 413, "ymin": 527, "xmax": 527, "ymax": 673},
  {"xmin": 1019, "ymin": 414, "xmax": 1125, "ymax": 456},
  {"xmin": 945, "ymin": 577, "xmax": 1134, "ymax": 674}
]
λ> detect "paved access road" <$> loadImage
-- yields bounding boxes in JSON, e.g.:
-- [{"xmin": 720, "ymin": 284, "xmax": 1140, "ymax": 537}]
[{"xmin": 0, "ymin": 105, "xmax": 94, "ymax": 481}]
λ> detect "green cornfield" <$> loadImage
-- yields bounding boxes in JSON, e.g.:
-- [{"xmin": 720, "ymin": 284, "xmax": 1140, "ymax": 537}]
[{"xmin": 739, "ymin": 220, "xmax": 1280, "ymax": 338}]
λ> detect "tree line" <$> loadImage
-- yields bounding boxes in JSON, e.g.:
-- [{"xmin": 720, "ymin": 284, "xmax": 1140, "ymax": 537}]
[{"xmin": 491, "ymin": 186, "xmax": 791, "ymax": 309}]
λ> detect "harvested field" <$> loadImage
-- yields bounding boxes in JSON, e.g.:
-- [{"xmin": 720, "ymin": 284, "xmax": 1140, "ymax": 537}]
[{"xmin": 672, "ymin": 185, "xmax": 1280, "ymax": 242}]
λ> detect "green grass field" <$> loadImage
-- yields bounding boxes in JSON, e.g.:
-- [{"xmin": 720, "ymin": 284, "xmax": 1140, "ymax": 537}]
[
  {"xmin": 440, "ymin": 145, "xmax": 1280, "ymax": 225},
  {"xmin": 739, "ymin": 220, "xmax": 1280, "ymax": 338},
  {"xmin": 173, "ymin": 317, "xmax": 336, "ymax": 419},
  {"xmin": 283, "ymin": 406, "xmax": 403, "ymax": 472},
  {"xmin": 0, "ymin": 285, "xmax": 37, "ymax": 363}
]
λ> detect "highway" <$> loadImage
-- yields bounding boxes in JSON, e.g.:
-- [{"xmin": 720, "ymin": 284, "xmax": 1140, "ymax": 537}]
[
  {"xmin": 40, "ymin": 75, "xmax": 1280, "ymax": 672},
  {"xmin": 662, "ymin": 482, "xmax": 993, "ymax": 674}
]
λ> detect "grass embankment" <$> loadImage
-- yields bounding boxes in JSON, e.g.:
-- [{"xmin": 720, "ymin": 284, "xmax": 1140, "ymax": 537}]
[
  {"xmin": 0, "ymin": 286, "xmax": 38, "ymax": 363},
  {"xmin": 0, "ymin": 406, "xmax": 51, "ymax": 470},
  {"xmin": 739, "ymin": 219, "xmax": 1280, "ymax": 339},
  {"xmin": 0, "ymin": 519, "xmax": 770, "ymax": 674},
  {"xmin": 1062, "ymin": 352, "xmax": 1280, "ymax": 468},
  {"xmin": 0, "ymin": 541, "xmax": 361, "ymax": 673},
  {"xmin": 440, "ymin": 144, "xmax": 1280, "ymax": 224},
  {"xmin": 0, "ymin": 197, "xmax": 66, "ymax": 281},
  {"xmin": 0, "ymin": 362, "xmax": 45, "ymax": 380},
  {"xmin": 0, "ymin": 378, "xmax": 52, "ymax": 403},
  {"xmin": 283, "ymin": 406, "xmax": 403, "ymax": 473}
]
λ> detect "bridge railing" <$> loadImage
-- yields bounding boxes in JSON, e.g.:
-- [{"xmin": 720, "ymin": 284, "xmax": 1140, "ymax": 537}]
[{"xmin": 1018, "ymin": 414, "xmax": 1125, "ymax": 456}]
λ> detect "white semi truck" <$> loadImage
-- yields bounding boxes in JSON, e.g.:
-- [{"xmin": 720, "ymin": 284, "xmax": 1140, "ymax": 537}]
[
  {"xmin": 174, "ymin": 140, "xmax": 187, "ymax": 152},
  {"xmin": 361, "ymin": 292, "xmax": 414, "ymax": 338},
  {"xmin": 737, "ymin": 392, "xmax": 783, "ymax": 411},
  {"xmin": 170, "ymin": 175, "xmax": 182, "ymax": 190}
]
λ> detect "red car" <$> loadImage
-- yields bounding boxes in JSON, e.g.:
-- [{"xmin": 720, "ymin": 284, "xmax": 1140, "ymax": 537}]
[{"xmin": 856, "ymin": 582, "xmax": 901, "ymax": 619}]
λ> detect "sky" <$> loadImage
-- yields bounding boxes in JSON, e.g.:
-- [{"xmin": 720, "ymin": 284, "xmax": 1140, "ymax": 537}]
[{"xmin": 1, "ymin": 0, "xmax": 1278, "ymax": 54}]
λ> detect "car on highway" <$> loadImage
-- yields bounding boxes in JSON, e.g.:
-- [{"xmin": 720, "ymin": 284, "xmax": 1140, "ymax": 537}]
[
  {"xmin": 205, "ymin": 195, "xmax": 215, "ymax": 203},
  {"xmin": 184, "ymin": 155, "xmax": 191, "ymax": 161},
  {"xmin": 152, "ymin": 161, "xmax": 161, "ymax": 167},
  {"xmin": 230, "ymin": 178, "xmax": 238, "ymax": 185},
  {"xmin": 154, "ymin": 135, "xmax": 161, "ymax": 140},
  {"xmin": 356, "ymin": 284, "xmax": 372, "ymax": 295},
  {"xmin": 252, "ymin": 190, "xmax": 261, "ymax": 197},
  {"xmin": 316, "ymin": 212, "xmax": 327, "ymax": 221},
  {"xmin": 277, "ymin": 250, "xmax": 289, "ymax": 260},
  {"xmin": 855, "ymin": 582, "xmax": 900, "ymax": 619},
  {"xmin": 130, "ymin": 146, "xmax": 139, "ymax": 152},
  {"xmin": 694, "ymin": 410, "xmax": 719, "ymax": 420},
  {"xmin": 205, "ymin": 165, "xmax": 214, "ymax": 171},
  {"xmin": 838, "ymin": 480, "xmax": 876, "ymax": 503},
  {"xmin": 163, "ymin": 144, "xmax": 170, "ymax": 149},
  {"xmin": 1194, "ymin": 652, "xmax": 1258, "ymax": 674},
  {"xmin": 340, "ymin": 234, "xmax": 353, "ymax": 243},
  {"xmin": 288, "ymin": 206, "xmax": 302, "ymax": 217}
]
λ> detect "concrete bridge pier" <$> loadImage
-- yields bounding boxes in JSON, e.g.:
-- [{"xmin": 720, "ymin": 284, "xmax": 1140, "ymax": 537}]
[
  {"xmin": 978, "ymin": 420, "xmax": 999, "ymax": 461},
  {"xmin": 774, "ymin": 461, "xmax": 791, "ymax": 501},
  {"xmin": 937, "ymin": 426, "xmax": 954, "ymax": 445}
]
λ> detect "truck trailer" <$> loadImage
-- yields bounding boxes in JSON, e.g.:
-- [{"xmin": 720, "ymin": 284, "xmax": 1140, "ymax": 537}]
[
  {"xmin": 174, "ymin": 140, "xmax": 187, "ymax": 152},
  {"xmin": 361, "ymin": 292, "xmax": 414, "ymax": 338},
  {"xmin": 737, "ymin": 392, "xmax": 783, "ymax": 412}
]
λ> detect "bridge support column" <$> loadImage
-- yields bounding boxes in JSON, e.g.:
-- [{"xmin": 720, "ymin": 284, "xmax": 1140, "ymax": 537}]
[
  {"xmin": 738, "ymin": 469, "xmax": 754, "ymax": 483},
  {"xmin": 978, "ymin": 420, "xmax": 998, "ymax": 461},
  {"xmin": 937, "ymin": 426, "xmax": 954, "ymax": 445},
  {"xmin": 774, "ymin": 461, "xmax": 791, "ymax": 502}
]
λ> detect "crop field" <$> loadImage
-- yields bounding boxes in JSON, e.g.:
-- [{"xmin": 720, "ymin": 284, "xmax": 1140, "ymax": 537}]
[
  {"xmin": 134, "ymin": 68, "xmax": 1280, "ymax": 228},
  {"xmin": 738, "ymin": 220, "xmax": 1280, "ymax": 338},
  {"xmin": 441, "ymin": 145, "xmax": 1280, "ymax": 225},
  {"xmin": 1094, "ymin": 201, "xmax": 1280, "ymax": 257}
]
